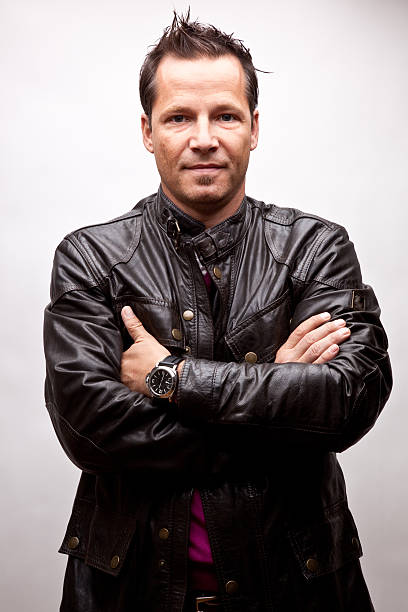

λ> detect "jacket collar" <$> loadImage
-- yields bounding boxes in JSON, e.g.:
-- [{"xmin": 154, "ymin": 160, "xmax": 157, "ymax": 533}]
[{"xmin": 155, "ymin": 186, "xmax": 250, "ymax": 262}]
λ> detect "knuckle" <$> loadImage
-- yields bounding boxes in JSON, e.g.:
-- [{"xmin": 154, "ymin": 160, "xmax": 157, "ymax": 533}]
[
  {"xmin": 308, "ymin": 342, "xmax": 321, "ymax": 358},
  {"xmin": 305, "ymin": 331, "xmax": 317, "ymax": 346},
  {"xmin": 292, "ymin": 328, "xmax": 304, "ymax": 342}
]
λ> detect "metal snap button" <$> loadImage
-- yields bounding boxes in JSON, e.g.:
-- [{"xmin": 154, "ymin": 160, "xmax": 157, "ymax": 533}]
[
  {"xmin": 306, "ymin": 558, "xmax": 319, "ymax": 572},
  {"xmin": 172, "ymin": 328, "xmax": 182, "ymax": 340},
  {"xmin": 159, "ymin": 527, "xmax": 170, "ymax": 540},
  {"xmin": 182, "ymin": 310, "xmax": 194, "ymax": 321},
  {"xmin": 244, "ymin": 351, "xmax": 258, "ymax": 364},
  {"xmin": 67, "ymin": 536, "xmax": 79, "ymax": 550},
  {"xmin": 225, "ymin": 580, "xmax": 239, "ymax": 595},
  {"xmin": 213, "ymin": 266, "xmax": 222, "ymax": 280},
  {"xmin": 110, "ymin": 555, "xmax": 120, "ymax": 569}
]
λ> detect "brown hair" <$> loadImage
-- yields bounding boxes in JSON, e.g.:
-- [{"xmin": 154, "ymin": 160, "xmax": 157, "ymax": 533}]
[{"xmin": 139, "ymin": 10, "xmax": 259, "ymax": 123}]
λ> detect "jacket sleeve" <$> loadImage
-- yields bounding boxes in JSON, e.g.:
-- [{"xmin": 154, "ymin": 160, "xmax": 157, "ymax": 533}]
[
  {"xmin": 43, "ymin": 237, "xmax": 211, "ymax": 476},
  {"xmin": 176, "ymin": 225, "xmax": 392, "ymax": 452}
]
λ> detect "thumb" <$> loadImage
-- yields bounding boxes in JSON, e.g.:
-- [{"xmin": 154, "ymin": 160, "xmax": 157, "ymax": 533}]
[{"xmin": 121, "ymin": 306, "xmax": 146, "ymax": 341}]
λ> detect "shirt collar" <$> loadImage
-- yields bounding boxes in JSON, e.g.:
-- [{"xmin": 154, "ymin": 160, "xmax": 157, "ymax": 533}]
[{"xmin": 155, "ymin": 185, "xmax": 250, "ymax": 262}]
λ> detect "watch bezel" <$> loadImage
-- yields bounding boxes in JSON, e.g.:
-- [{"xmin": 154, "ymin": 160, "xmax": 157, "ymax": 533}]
[{"xmin": 146, "ymin": 364, "xmax": 178, "ymax": 399}]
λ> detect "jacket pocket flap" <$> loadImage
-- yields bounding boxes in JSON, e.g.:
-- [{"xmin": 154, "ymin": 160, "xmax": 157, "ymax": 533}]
[
  {"xmin": 115, "ymin": 296, "xmax": 184, "ymax": 351},
  {"xmin": 288, "ymin": 504, "xmax": 363, "ymax": 581},
  {"xmin": 225, "ymin": 290, "xmax": 291, "ymax": 363},
  {"xmin": 59, "ymin": 497, "xmax": 137, "ymax": 577},
  {"xmin": 85, "ymin": 506, "xmax": 137, "ymax": 576},
  {"xmin": 59, "ymin": 497, "xmax": 93, "ymax": 561}
]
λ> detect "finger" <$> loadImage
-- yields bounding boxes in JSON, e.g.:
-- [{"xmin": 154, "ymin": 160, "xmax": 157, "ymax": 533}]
[
  {"xmin": 285, "ymin": 312, "xmax": 331, "ymax": 350},
  {"xmin": 294, "ymin": 319, "xmax": 346, "ymax": 358},
  {"xmin": 298, "ymin": 327, "xmax": 351, "ymax": 363},
  {"xmin": 121, "ymin": 306, "xmax": 146, "ymax": 341},
  {"xmin": 313, "ymin": 344, "xmax": 340, "ymax": 364}
]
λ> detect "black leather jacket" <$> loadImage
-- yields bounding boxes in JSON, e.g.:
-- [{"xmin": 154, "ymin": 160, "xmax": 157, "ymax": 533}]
[{"xmin": 43, "ymin": 189, "xmax": 392, "ymax": 611}]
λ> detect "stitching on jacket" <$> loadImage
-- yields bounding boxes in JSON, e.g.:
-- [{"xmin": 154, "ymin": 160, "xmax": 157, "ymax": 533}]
[
  {"xmin": 111, "ymin": 212, "xmax": 144, "ymax": 268},
  {"xmin": 51, "ymin": 282, "xmax": 99, "ymax": 307},
  {"xmin": 186, "ymin": 252, "xmax": 198, "ymax": 357},
  {"xmin": 211, "ymin": 363, "xmax": 218, "ymax": 419},
  {"xmin": 115, "ymin": 295, "xmax": 180, "ymax": 313},
  {"xmin": 263, "ymin": 219, "xmax": 288, "ymax": 264},
  {"xmin": 52, "ymin": 212, "xmax": 144, "ymax": 308},
  {"xmin": 70, "ymin": 209, "xmax": 144, "ymax": 284},
  {"xmin": 296, "ymin": 226, "xmax": 331, "ymax": 281},
  {"xmin": 67, "ymin": 235, "xmax": 101, "ymax": 284},
  {"xmin": 72, "ymin": 235, "xmax": 104, "ymax": 284},
  {"xmin": 225, "ymin": 290, "xmax": 290, "ymax": 338},
  {"xmin": 312, "ymin": 276, "xmax": 363, "ymax": 290},
  {"xmin": 178, "ymin": 357, "xmax": 191, "ymax": 412},
  {"xmin": 263, "ymin": 205, "xmax": 334, "ymax": 228}
]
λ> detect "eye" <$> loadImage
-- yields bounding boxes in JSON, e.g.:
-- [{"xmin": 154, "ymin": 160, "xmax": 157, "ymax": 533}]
[
  {"xmin": 219, "ymin": 113, "xmax": 235, "ymax": 122},
  {"xmin": 170, "ymin": 115, "xmax": 186, "ymax": 123}
]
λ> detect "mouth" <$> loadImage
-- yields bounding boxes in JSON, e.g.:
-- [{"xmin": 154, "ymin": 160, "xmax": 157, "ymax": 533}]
[{"xmin": 185, "ymin": 164, "xmax": 226, "ymax": 172}]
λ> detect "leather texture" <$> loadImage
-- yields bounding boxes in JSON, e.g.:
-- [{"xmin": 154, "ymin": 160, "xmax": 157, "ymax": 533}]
[{"xmin": 43, "ymin": 188, "xmax": 392, "ymax": 611}]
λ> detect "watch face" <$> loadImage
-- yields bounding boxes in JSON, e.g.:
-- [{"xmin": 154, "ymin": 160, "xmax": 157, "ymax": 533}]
[{"xmin": 149, "ymin": 367, "xmax": 175, "ymax": 397}]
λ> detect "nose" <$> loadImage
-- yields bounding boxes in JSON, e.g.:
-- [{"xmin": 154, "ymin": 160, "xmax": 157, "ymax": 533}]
[{"xmin": 189, "ymin": 117, "xmax": 219, "ymax": 153}]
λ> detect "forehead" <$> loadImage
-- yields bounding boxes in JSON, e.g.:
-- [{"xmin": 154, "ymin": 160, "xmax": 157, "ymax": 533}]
[{"xmin": 153, "ymin": 54, "xmax": 248, "ymax": 110}]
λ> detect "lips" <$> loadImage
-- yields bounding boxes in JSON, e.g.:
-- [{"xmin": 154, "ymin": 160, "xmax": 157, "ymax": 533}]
[{"xmin": 185, "ymin": 164, "xmax": 226, "ymax": 171}]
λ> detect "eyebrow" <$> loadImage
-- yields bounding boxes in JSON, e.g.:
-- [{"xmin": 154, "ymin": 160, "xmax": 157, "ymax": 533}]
[
  {"xmin": 160, "ymin": 106, "xmax": 193, "ymax": 117},
  {"xmin": 160, "ymin": 103, "xmax": 246, "ymax": 118}
]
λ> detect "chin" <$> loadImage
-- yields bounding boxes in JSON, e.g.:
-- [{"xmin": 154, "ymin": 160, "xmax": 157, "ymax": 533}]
[
  {"xmin": 184, "ymin": 181, "xmax": 230, "ymax": 205},
  {"xmin": 186, "ymin": 191, "xmax": 227, "ymax": 208}
]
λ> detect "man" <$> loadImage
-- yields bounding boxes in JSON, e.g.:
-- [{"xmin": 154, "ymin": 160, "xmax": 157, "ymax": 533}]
[{"xmin": 43, "ymin": 12, "xmax": 392, "ymax": 612}]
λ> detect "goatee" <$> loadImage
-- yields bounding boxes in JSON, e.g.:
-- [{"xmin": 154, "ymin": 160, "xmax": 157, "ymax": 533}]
[{"xmin": 197, "ymin": 176, "xmax": 215, "ymax": 186}]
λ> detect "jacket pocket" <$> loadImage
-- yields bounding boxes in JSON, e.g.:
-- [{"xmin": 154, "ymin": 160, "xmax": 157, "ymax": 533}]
[
  {"xmin": 59, "ymin": 497, "xmax": 138, "ymax": 577},
  {"xmin": 288, "ymin": 503, "xmax": 363, "ymax": 581},
  {"xmin": 115, "ymin": 295, "xmax": 185, "ymax": 352},
  {"xmin": 225, "ymin": 289, "xmax": 292, "ymax": 363}
]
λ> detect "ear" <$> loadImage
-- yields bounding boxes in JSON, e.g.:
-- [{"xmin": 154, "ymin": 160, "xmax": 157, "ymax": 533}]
[
  {"xmin": 141, "ymin": 113, "xmax": 154, "ymax": 153},
  {"xmin": 250, "ymin": 109, "xmax": 259, "ymax": 151}
]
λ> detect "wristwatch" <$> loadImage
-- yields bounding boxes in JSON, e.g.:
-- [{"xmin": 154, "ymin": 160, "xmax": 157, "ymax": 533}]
[{"xmin": 145, "ymin": 355, "xmax": 184, "ymax": 399}]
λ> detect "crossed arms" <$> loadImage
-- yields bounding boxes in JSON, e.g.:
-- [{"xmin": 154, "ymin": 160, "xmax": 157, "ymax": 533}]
[
  {"xmin": 43, "ymin": 225, "xmax": 392, "ymax": 476},
  {"xmin": 120, "ymin": 307, "xmax": 352, "ymax": 394}
]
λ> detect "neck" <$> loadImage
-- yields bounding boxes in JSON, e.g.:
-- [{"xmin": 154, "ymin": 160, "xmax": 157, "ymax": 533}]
[{"xmin": 160, "ymin": 184, "xmax": 245, "ymax": 229}]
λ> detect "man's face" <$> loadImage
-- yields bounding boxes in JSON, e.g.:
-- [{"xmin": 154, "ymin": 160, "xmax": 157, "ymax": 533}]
[{"xmin": 141, "ymin": 54, "xmax": 259, "ymax": 220}]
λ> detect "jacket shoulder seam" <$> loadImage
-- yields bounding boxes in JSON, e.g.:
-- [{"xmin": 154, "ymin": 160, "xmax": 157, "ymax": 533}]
[
  {"xmin": 293, "ymin": 225, "xmax": 331, "ymax": 281},
  {"xmin": 66, "ymin": 204, "xmax": 146, "ymax": 282},
  {"xmin": 263, "ymin": 203, "xmax": 336, "ymax": 228}
]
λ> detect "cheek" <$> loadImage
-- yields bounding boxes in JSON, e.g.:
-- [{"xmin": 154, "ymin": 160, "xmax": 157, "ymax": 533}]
[
  {"xmin": 225, "ymin": 133, "xmax": 252, "ymax": 157},
  {"xmin": 156, "ymin": 139, "xmax": 183, "ymax": 167}
]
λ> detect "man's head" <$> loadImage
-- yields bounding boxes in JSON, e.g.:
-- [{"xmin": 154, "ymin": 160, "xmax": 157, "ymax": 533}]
[
  {"xmin": 139, "ymin": 12, "xmax": 260, "ymax": 226},
  {"xmin": 140, "ymin": 11, "xmax": 259, "ymax": 127}
]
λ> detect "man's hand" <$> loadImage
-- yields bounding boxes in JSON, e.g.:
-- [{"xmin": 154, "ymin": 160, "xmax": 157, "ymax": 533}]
[
  {"xmin": 275, "ymin": 312, "xmax": 350, "ymax": 364},
  {"xmin": 120, "ymin": 306, "xmax": 171, "ymax": 394}
]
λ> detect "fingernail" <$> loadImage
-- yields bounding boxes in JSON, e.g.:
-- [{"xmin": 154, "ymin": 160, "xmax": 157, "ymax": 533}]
[
  {"xmin": 122, "ymin": 306, "xmax": 133, "ymax": 319},
  {"xmin": 340, "ymin": 327, "xmax": 351, "ymax": 336},
  {"xmin": 321, "ymin": 312, "xmax": 331, "ymax": 320},
  {"xmin": 331, "ymin": 344, "xmax": 339, "ymax": 353},
  {"xmin": 334, "ymin": 319, "xmax": 345, "ymax": 327}
]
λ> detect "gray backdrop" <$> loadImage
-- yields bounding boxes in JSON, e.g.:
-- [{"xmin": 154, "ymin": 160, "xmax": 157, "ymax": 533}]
[{"xmin": 1, "ymin": 0, "xmax": 406, "ymax": 610}]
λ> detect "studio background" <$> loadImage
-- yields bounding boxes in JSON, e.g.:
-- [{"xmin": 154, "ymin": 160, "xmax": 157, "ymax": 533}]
[{"xmin": 1, "ymin": 0, "xmax": 406, "ymax": 610}]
